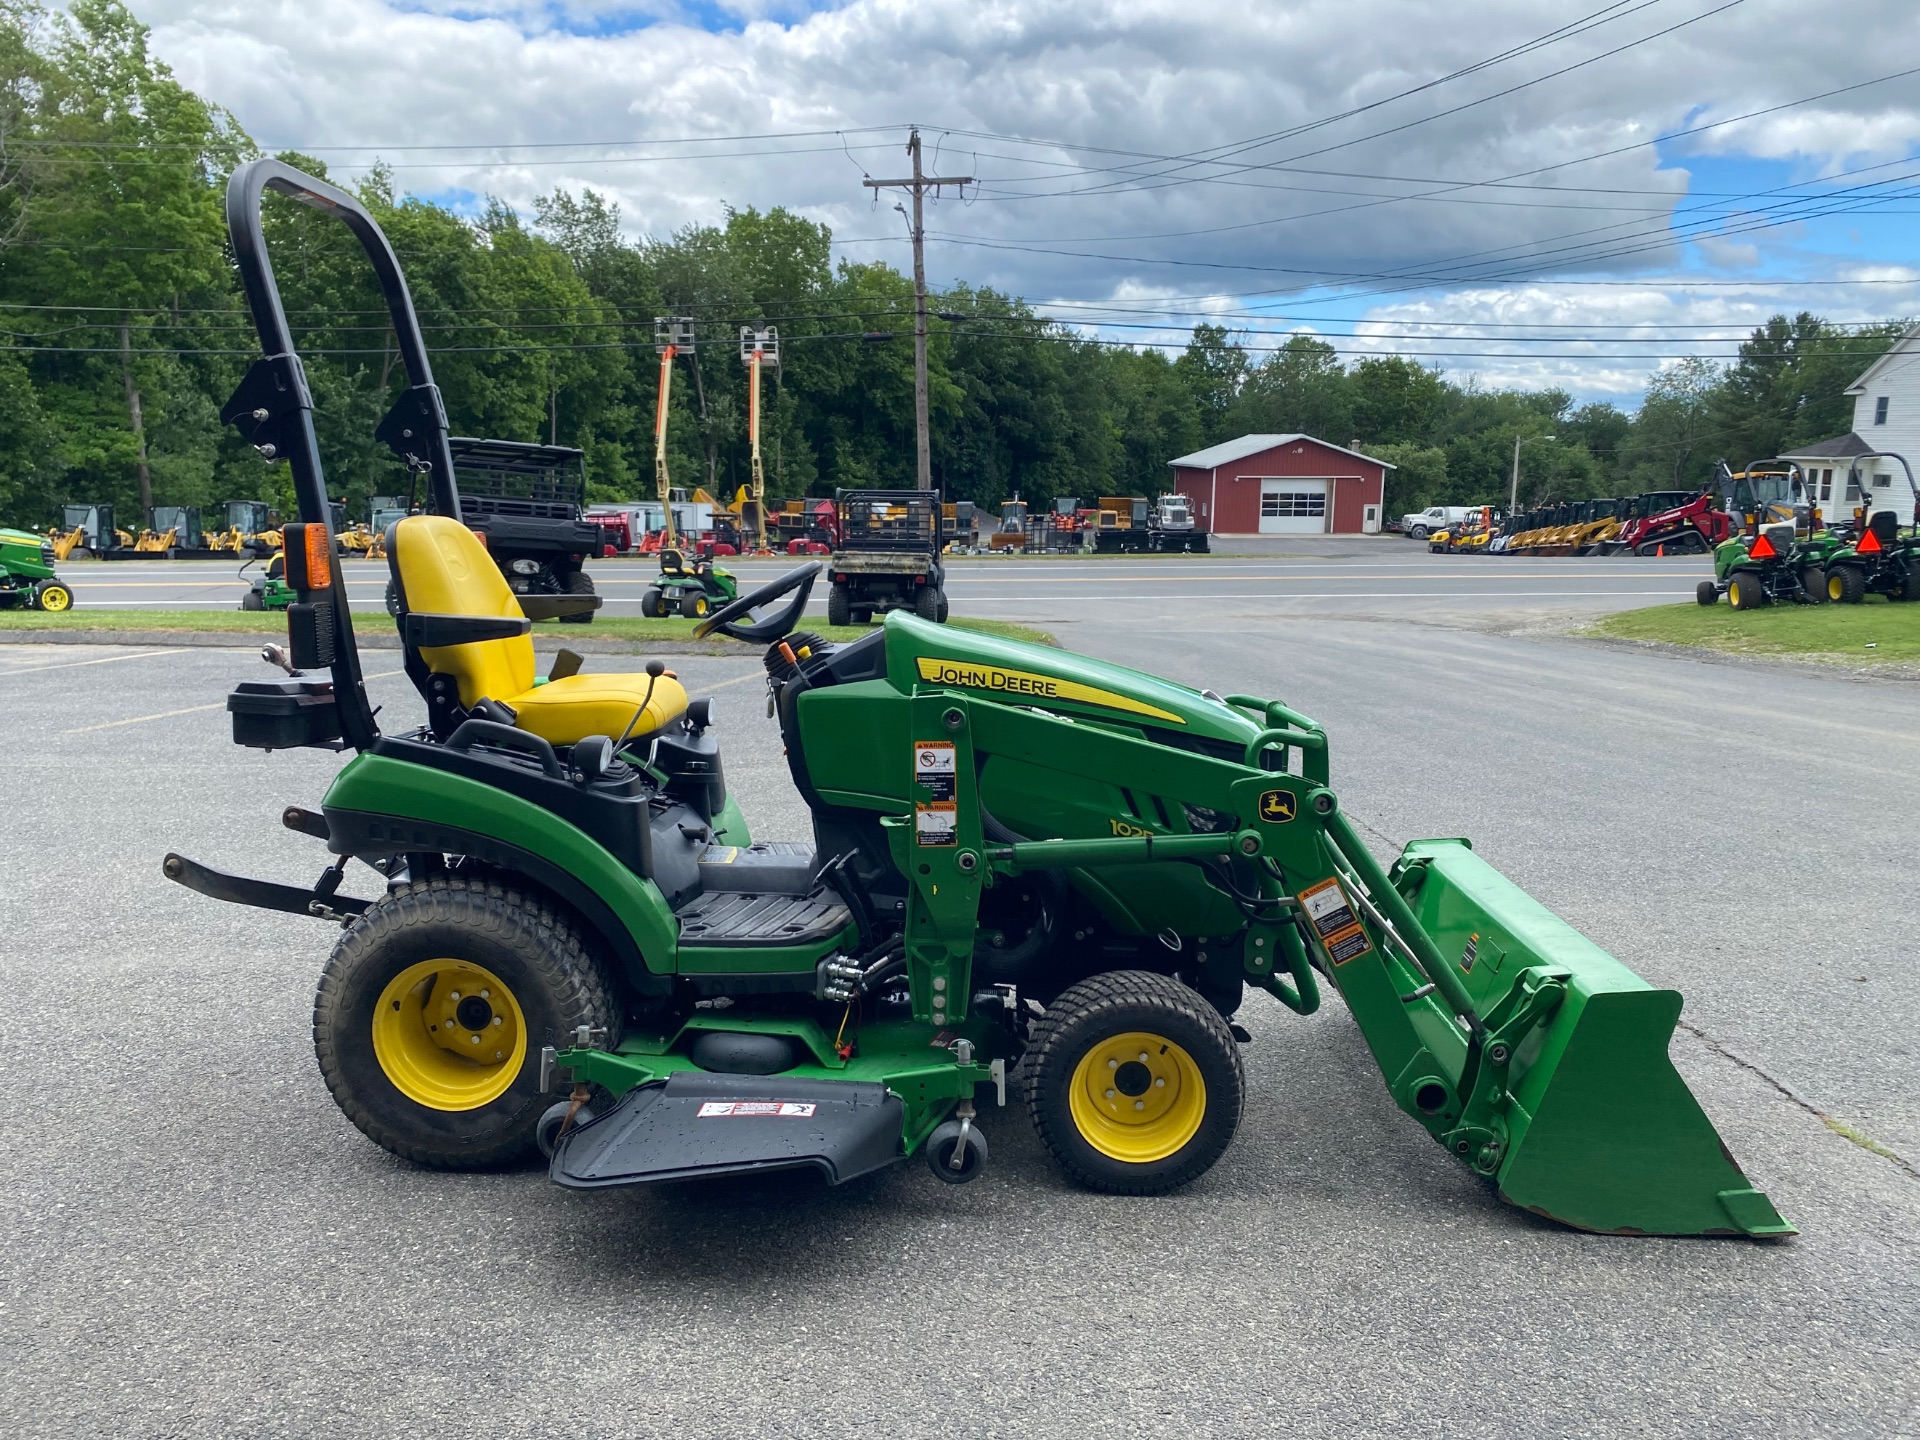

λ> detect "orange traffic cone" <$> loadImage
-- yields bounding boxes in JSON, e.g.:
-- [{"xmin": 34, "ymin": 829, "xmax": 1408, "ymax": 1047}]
[{"xmin": 1656, "ymin": 543, "xmax": 1665, "ymax": 556}]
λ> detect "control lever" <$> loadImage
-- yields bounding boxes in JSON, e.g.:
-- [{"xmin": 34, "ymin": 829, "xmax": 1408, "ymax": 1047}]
[{"xmin": 261, "ymin": 644, "xmax": 300, "ymax": 677}]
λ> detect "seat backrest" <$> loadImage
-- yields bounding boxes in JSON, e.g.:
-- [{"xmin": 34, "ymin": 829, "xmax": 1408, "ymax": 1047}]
[
  {"xmin": 1869, "ymin": 508, "xmax": 1898, "ymax": 543},
  {"xmin": 391, "ymin": 515, "xmax": 535, "ymax": 707},
  {"xmin": 660, "ymin": 547, "xmax": 687, "ymax": 576}
]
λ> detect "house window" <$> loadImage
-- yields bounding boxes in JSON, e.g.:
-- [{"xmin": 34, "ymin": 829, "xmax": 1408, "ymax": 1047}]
[
  {"xmin": 1819, "ymin": 468, "xmax": 1831, "ymax": 501},
  {"xmin": 1874, "ymin": 472, "xmax": 1891, "ymax": 489},
  {"xmin": 1875, "ymin": 396, "xmax": 1889, "ymax": 425},
  {"xmin": 1261, "ymin": 490, "xmax": 1326, "ymax": 519},
  {"xmin": 1845, "ymin": 470, "xmax": 1862, "ymax": 503}
]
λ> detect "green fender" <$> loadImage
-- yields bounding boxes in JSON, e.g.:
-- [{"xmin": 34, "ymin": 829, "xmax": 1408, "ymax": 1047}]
[{"xmin": 322, "ymin": 752, "xmax": 679, "ymax": 985}]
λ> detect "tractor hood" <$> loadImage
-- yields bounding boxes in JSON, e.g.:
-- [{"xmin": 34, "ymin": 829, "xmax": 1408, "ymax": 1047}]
[{"xmin": 880, "ymin": 612, "xmax": 1261, "ymax": 747}]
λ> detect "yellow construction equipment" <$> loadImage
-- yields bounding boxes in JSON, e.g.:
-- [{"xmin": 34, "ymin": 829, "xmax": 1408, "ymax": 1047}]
[{"xmin": 739, "ymin": 325, "xmax": 778, "ymax": 553}]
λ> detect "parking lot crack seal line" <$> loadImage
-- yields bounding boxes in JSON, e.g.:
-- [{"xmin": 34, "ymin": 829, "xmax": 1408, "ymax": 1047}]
[{"xmin": 1356, "ymin": 810, "xmax": 1920, "ymax": 1186}]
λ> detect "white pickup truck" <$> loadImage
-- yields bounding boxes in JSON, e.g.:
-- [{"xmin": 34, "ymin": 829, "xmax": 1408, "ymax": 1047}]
[{"xmin": 1400, "ymin": 505, "xmax": 1478, "ymax": 540}]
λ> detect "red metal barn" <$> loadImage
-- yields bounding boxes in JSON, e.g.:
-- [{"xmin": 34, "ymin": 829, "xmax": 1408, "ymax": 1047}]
[{"xmin": 1168, "ymin": 434, "xmax": 1391, "ymax": 535}]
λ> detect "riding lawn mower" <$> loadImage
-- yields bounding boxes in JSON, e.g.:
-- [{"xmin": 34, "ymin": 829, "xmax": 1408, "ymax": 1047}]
[{"xmin": 163, "ymin": 160, "xmax": 1792, "ymax": 1239}]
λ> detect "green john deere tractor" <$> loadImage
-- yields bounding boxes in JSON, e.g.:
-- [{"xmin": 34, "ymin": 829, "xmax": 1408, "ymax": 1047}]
[
  {"xmin": 239, "ymin": 552, "xmax": 295, "ymax": 612},
  {"xmin": 1697, "ymin": 460, "xmax": 1824, "ymax": 610},
  {"xmin": 1820, "ymin": 452, "xmax": 1919, "ymax": 604},
  {"xmin": 163, "ymin": 160, "xmax": 1792, "ymax": 1238},
  {"xmin": 641, "ymin": 548, "xmax": 738, "ymax": 620},
  {"xmin": 0, "ymin": 527, "xmax": 74, "ymax": 611}
]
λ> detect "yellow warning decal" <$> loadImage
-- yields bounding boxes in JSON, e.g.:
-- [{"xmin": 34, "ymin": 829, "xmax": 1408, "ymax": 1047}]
[{"xmin": 914, "ymin": 657, "xmax": 1184, "ymax": 724}]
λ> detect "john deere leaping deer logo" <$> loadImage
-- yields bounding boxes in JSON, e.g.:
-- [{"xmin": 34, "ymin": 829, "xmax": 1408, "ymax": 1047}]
[{"xmin": 1258, "ymin": 789, "xmax": 1297, "ymax": 824}]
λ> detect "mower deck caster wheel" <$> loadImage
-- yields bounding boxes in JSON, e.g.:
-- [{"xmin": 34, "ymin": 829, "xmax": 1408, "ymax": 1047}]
[
  {"xmin": 1695, "ymin": 580, "xmax": 1718, "ymax": 606},
  {"xmin": 925, "ymin": 1117, "xmax": 989, "ymax": 1184},
  {"xmin": 535, "ymin": 1098, "xmax": 598, "ymax": 1159}
]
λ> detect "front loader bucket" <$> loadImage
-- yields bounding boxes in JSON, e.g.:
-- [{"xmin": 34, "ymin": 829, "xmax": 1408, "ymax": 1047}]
[{"xmin": 1392, "ymin": 840, "xmax": 1793, "ymax": 1238}]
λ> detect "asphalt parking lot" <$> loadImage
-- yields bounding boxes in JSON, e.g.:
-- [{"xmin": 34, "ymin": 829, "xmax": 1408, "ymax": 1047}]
[{"xmin": 2, "ymin": 580, "xmax": 1917, "ymax": 1437}]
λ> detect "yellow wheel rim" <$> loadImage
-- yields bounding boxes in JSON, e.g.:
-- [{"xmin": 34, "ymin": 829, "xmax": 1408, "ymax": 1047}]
[
  {"xmin": 371, "ymin": 959, "xmax": 528, "ymax": 1111},
  {"xmin": 40, "ymin": 585, "xmax": 70, "ymax": 612},
  {"xmin": 1067, "ymin": 1030, "xmax": 1206, "ymax": 1163},
  {"xmin": 1729, "ymin": 580, "xmax": 1744, "ymax": 606},
  {"xmin": 1828, "ymin": 574, "xmax": 1844, "ymax": 601},
  {"xmin": 692, "ymin": 597, "xmax": 709, "ymax": 616}
]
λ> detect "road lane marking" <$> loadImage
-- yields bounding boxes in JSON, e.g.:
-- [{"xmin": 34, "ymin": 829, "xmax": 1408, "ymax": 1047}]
[
  {"xmin": 0, "ymin": 647, "xmax": 189, "ymax": 674},
  {"xmin": 65, "ymin": 702, "xmax": 225, "ymax": 733}
]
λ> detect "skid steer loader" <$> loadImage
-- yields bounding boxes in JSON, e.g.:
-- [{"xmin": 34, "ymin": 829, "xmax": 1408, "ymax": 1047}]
[{"xmin": 163, "ymin": 160, "xmax": 1792, "ymax": 1239}]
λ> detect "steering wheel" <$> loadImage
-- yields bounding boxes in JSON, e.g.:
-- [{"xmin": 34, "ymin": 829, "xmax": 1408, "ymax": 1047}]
[{"xmin": 691, "ymin": 561, "xmax": 822, "ymax": 643}]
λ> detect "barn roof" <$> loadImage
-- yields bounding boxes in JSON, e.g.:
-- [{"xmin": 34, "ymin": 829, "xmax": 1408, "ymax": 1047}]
[{"xmin": 1168, "ymin": 433, "xmax": 1395, "ymax": 470}]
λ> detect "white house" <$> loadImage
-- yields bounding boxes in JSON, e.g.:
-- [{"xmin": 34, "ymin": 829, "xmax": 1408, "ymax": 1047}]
[{"xmin": 1779, "ymin": 323, "xmax": 1920, "ymax": 523}]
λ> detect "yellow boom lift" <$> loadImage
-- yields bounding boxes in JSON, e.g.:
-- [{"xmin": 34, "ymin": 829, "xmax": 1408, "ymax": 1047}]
[
  {"xmin": 652, "ymin": 317, "xmax": 696, "ymax": 550},
  {"xmin": 738, "ymin": 324, "xmax": 778, "ymax": 553}
]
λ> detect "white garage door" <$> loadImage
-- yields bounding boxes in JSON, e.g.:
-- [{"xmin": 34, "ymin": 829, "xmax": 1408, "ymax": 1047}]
[{"xmin": 1258, "ymin": 478, "xmax": 1328, "ymax": 534}]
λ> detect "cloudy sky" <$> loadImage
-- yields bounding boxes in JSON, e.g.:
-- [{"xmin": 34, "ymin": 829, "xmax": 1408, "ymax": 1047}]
[{"xmin": 141, "ymin": 0, "xmax": 1920, "ymax": 402}]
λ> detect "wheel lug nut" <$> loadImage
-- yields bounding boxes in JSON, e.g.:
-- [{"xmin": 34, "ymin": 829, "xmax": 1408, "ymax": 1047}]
[
  {"xmin": 1155, "ymin": 1078, "xmax": 1165, "ymax": 1088},
  {"xmin": 492, "ymin": 1017, "xmax": 502, "ymax": 1027},
  {"xmin": 469, "ymin": 1034, "xmax": 479, "ymax": 1045},
  {"xmin": 450, "ymin": 991, "xmax": 461, "ymax": 1001},
  {"xmin": 1138, "ymin": 1052, "xmax": 1149, "ymax": 1063},
  {"xmin": 480, "ymin": 989, "xmax": 490, "ymax": 999},
  {"xmin": 1105, "ymin": 1088, "xmax": 1116, "ymax": 1099},
  {"xmin": 1133, "ymin": 1100, "xmax": 1146, "ymax": 1111},
  {"xmin": 1107, "ymin": 1059, "xmax": 1118, "ymax": 1069}
]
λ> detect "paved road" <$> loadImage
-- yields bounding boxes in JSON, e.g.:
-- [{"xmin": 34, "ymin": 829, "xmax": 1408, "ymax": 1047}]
[
  {"xmin": 1, "ymin": 606, "xmax": 1915, "ymax": 1437},
  {"xmin": 55, "ymin": 537, "xmax": 1708, "ymax": 622}
]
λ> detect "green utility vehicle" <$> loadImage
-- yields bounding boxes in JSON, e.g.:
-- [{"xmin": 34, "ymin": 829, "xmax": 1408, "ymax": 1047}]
[
  {"xmin": 0, "ymin": 527, "xmax": 73, "ymax": 610},
  {"xmin": 641, "ymin": 548, "xmax": 738, "ymax": 620},
  {"xmin": 165, "ymin": 160, "xmax": 1792, "ymax": 1239},
  {"xmin": 1820, "ymin": 452, "xmax": 1919, "ymax": 603}
]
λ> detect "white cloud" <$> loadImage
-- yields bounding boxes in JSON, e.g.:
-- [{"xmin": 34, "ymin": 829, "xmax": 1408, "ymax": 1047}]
[{"xmin": 138, "ymin": 0, "xmax": 1920, "ymax": 393}]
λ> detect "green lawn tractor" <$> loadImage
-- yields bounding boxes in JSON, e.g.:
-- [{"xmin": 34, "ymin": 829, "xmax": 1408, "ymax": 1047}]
[
  {"xmin": 641, "ymin": 547, "xmax": 738, "ymax": 620},
  {"xmin": 239, "ymin": 553, "xmax": 295, "ymax": 612},
  {"xmin": 1697, "ymin": 461, "xmax": 1827, "ymax": 610},
  {"xmin": 1820, "ymin": 452, "xmax": 1919, "ymax": 604},
  {"xmin": 0, "ymin": 527, "xmax": 74, "ymax": 611},
  {"xmin": 162, "ymin": 160, "xmax": 1794, "ymax": 1241}
]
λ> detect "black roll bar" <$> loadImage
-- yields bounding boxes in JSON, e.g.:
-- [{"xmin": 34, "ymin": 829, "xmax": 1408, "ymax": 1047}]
[{"xmin": 221, "ymin": 158, "xmax": 465, "ymax": 750}]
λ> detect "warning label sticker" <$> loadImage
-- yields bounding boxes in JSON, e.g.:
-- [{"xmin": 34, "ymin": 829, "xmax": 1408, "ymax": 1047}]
[
  {"xmin": 697, "ymin": 1101, "xmax": 818, "ymax": 1119},
  {"xmin": 915, "ymin": 803, "xmax": 957, "ymax": 847},
  {"xmin": 914, "ymin": 741, "xmax": 957, "ymax": 802},
  {"xmin": 1296, "ymin": 877, "xmax": 1374, "ymax": 967}
]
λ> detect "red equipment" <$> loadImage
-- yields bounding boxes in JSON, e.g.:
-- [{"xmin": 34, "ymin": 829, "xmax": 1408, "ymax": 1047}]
[{"xmin": 1606, "ymin": 491, "xmax": 1730, "ymax": 556}]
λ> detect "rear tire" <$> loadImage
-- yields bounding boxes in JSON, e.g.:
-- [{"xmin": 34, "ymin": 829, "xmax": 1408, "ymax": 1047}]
[
  {"xmin": 561, "ymin": 570, "xmax": 595, "ymax": 624},
  {"xmin": 1728, "ymin": 572, "xmax": 1765, "ymax": 610},
  {"xmin": 313, "ymin": 876, "xmax": 621, "ymax": 1169},
  {"xmin": 936, "ymin": 592, "xmax": 950, "ymax": 623},
  {"xmin": 1799, "ymin": 566, "xmax": 1827, "ymax": 603},
  {"xmin": 1827, "ymin": 564, "xmax": 1866, "ymax": 605},
  {"xmin": 1898, "ymin": 564, "xmax": 1920, "ymax": 602},
  {"xmin": 826, "ymin": 582, "xmax": 851, "ymax": 627},
  {"xmin": 851, "ymin": 607, "xmax": 873, "ymax": 625},
  {"xmin": 679, "ymin": 591, "xmax": 710, "ymax": 620},
  {"xmin": 913, "ymin": 584, "xmax": 940, "ymax": 621},
  {"xmin": 1025, "ymin": 970, "xmax": 1243, "ymax": 1196},
  {"xmin": 1696, "ymin": 580, "xmax": 1718, "ymax": 606}
]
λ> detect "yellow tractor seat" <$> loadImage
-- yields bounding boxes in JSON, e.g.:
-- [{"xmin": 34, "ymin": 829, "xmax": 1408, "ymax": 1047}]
[{"xmin": 389, "ymin": 515, "xmax": 686, "ymax": 747}]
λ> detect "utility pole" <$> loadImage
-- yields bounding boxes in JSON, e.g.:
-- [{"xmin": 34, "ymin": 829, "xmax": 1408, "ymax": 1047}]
[
  {"xmin": 864, "ymin": 128, "xmax": 971, "ymax": 490},
  {"xmin": 739, "ymin": 325, "xmax": 779, "ymax": 553}
]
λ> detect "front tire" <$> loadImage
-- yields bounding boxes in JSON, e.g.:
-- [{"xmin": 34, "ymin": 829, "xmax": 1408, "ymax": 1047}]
[
  {"xmin": 33, "ymin": 579, "xmax": 72, "ymax": 612},
  {"xmin": 639, "ymin": 587, "xmax": 663, "ymax": 618},
  {"xmin": 1025, "ymin": 970, "xmax": 1243, "ymax": 1195},
  {"xmin": 313, "ymin": 876, "xmax": 620, "ymax": 1169},
  {"xmin": 1728, "ymin": 572, "xmax": 1765, "ymax": 610},
  {"xmin": 1409, "ymin": 525, "xmax": 1427, "ymax": 540},
  {"xmin": 1695, "ymin": 579, "xmax": 1718, "ymax": 606},
  {"xmin": 1827, "ymin": 564, "xmax": 1865, "ymax": 604}
]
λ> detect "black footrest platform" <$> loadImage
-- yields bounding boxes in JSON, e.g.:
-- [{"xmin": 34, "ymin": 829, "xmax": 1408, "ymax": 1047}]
[
  {"xmin": 674, "ymin": 887, "xmax": 849, "ymax": 947},
  {"xmin": 550, "ymin": 1071, "xmax": 904, "ymax": 1188}
]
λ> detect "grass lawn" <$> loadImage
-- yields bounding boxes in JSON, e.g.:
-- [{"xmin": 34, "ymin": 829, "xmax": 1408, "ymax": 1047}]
[
  {"xmin": 0, "ymin": 606, "xmax": 1056, "ymax": 649},
  {"xmin": 1591, "ymin": 599, "xmax": 1920, "ymax": 665}
]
